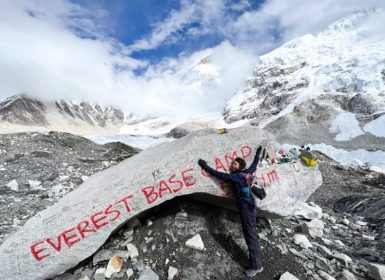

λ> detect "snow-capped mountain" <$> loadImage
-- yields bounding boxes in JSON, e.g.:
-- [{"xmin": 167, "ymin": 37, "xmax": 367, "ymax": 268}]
[
  {"xmin": 0, "ymin": 94, "xmax": 125, "ymax": 134},
  {"xmin": 179, "ymin": 56, "xmax": 221, "ymax": 95},
  {"xmin": 224, "ymin": 9, "xmax": 385, "ymax": 151}
]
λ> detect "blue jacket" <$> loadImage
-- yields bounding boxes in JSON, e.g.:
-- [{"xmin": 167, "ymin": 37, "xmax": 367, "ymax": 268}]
[{"xmin": 203, "ymin": 153, "xmax": 260, "ymax": 209}]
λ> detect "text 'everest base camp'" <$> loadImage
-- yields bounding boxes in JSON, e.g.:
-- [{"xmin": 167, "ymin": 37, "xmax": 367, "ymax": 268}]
[{"xmin": 0, "ymin": 126, "xmax": 322, "ymax": 279}]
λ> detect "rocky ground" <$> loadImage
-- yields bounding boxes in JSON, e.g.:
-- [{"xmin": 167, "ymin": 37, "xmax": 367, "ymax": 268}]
[
  {"xmin": 53, "ymin": 154, "xmax": 384, "ymax": 280},
  {"xmin": 0, "ymin": 132, "xmax": 384, "ymax": 280},
  {"xmin": 0, "ymin": 131, "xmax": 139, "ymax": 244}
]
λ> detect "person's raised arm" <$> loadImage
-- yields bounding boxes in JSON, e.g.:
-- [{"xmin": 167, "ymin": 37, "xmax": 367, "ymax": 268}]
[
  {"xmin": 198, "ymin": 159, "xmax": 235, "ymax": 181},
  {"xmin": 243, "ymin": 146, "xmax": 262, "ymax": 174}
]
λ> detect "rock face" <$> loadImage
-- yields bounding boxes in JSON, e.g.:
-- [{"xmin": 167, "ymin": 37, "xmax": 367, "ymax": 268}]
[
  {"xmin": 223, "ymin": 10, "xmax": 385, "ymax": 150},
  {"xmin": 0, "ymin": 126, "xmax": 322, "ymax": 280},
  {"xmin": 0, "ymin": 94, "xmax": 126, "ymax": 134}
]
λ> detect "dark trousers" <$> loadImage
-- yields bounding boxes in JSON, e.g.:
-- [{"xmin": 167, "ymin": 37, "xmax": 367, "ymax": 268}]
[{"xmin": 239, "ymin": 206, "xmax": 262, "ymax": 269}]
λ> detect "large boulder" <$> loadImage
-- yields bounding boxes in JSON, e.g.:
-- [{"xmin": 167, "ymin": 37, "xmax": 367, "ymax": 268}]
[
  {"xmin": 0, "ymin": 126, "xmax": 322, "ymax": 279},
  {"xmin": 167, "ymin": 121, "xmax": 212, "ymax": 138}
]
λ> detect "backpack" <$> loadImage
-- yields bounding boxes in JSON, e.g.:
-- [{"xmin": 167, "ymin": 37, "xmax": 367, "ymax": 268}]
[{"xmin": 240, "ymin": 172, "xmax": 267, "ymax": 208}]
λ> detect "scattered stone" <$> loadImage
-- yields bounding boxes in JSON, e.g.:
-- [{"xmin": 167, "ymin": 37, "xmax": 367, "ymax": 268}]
[
  {"xmin": 369, "ymin": 263, "xmax": 385, "ymax": 280},
  {"xmin": 81, "ymin": 175, "xmax": 89, "ymax": 182},
  {"xmin": 105, "ymin": 256, "xmax": 123, "ymax": 278},
  {"xmin": 280, "ymin": 271, "xmax": 299, "ymax": 280},
  {"xmin": 334, "ymin": 240, "xmax": 345, "ymax": 247},
  {"xmin": 296, "ymin": 219, "xmax": 324, "ymax": 238},
  {"xmin": 77, "ymin": 275, "xmax": 90, "ymax": 280},
  {"xmin": 326, "ymin": 216, "xmax": 336, "ymax": 224},
  {"xmin": 93, "ymin": 249, "xmax": 129, "ymax": 266},
  {"xmin": 28, "ymin": 180, "xmax": 41, "ymax": 189},
  {"xmin": 94, "ymin": 268, "xmax": 106, "ymax": 280},
  {"xmin": 294, "ymin": 202, "xmax": 322, "ymax": 220},
  {"xmin": 168, "ymin": 266, "xmax": 178, "ymax": 280},
  {"xmin": 6, "ymin": 179, "xmax": 19, "ymax": 191},
  {"xmin": 321, "ymin": 238, "xmax": 333, "ymax": 246},
  {"xmin": 128, "ymin": 218, "xmax": 142, "ymax": 229},
  {"xmin": 133, "ymin": 259, "xmax": 145, "ymax": 272},
  {"xmin": 293, "ymin": 234, "xmax": 313, "ymax": 249},
  {"xmin": 362, "ymin": 234, "xmax": 375, "ymax": 241},
  {"xmin": 124, "ymin": 229, "xmax": 134, "ymax": 238},
  {"xmin": 313, "ymin": 243, "xmax": 333, "ymax": 259},
  {"xmin": 185, "ymin": 234, "xmax": 205, "ymax": 250},
  {"xmin": 277, "ymin": 243, "xmax": 288, "ymax": 255},
  {"xmin": 138, "ymin": 267, "xmax": 159, "ymax": 280},
  {"xmin": 317, "ymin": 270, "xmax": 336, "ymax": 280},
  {"xmin": 289, "ymin": 248, "xmax": 308, "ymax": 260},
  {"xmin": 127, "ymin": 243, "xmax": 139, "ymax": 259},
  {"xmin": 315, "ymin": 255, "xmax": 333, "ymax": 272},
  {"xmin": 359, "ymin": 248, "xmax": 380, "ymax": 258},
  {"xmin": 333, "ymin": 252, "xmax": 352, "ymax": 267},
  {"xmin": 341, "ymin": 217, "xmax": 350, "ymax": 226},
  {"xmin": 340, "ymin": 269, "xmax": 356, "ymax": 280},
  {"xmin": 356, "ymin": 221, "xmax": 367, "ymax": 226},
  {"xmin": 126, "ymin": 268, "xmax": 134, "ymax": 279}
]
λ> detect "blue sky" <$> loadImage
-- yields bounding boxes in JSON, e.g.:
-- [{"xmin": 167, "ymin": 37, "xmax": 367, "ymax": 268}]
[
  {"xmin": 69, "ymin": 0, "xmax": 267, "ymax": 64},
  {"xmin": 1, "ymin": 0, "xmax": 384, "ymax": 117}
]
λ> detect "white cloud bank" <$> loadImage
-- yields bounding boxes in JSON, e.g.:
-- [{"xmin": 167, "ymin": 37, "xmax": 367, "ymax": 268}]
[{"xmin": 0, "ymin": 0, "xmax": 384, "ymax": 119}]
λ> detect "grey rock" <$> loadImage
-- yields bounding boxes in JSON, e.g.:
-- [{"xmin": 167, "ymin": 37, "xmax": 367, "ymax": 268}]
[
  {"xmin": 293, "ymin": 234, "xmax": 313, "ymax": 249},
  {"xmin": 138, "ymin": 267, "xmax": 159, "ymax": 280},
  {"xmin": 289, "ymin": 248, "xmax": 308, "ymax": 260},
  {"xmin": 280, "ymin": 271, "xmax": 299, "ymax": 280},
  {"xmin": 293, "ymin": 202, "xmax": 323, "ymax": 220},
  {"xmin": 296, "ymin": 219, "xmax": 324, "ymax": 238},
  {"xmin": 133, "ymin": 259, "xmax": 145, "ymax": 272},
  {"xmin": 93, "ymin": 250, "xmax": 129, "ymax": 266},
  {"xmin": 333, "ymin": 252, "xmax": 352, "ymax": 267},
  {"xmin": 94, "ymin": 268, "xmax": 106, "ymax": 280},
  {"xmin": 167, "ymin": 122, "xmax": 212, "ymax": 138},
  {"xmin": 313, "ymin": 243, "xmax": 333, "ymax": 259},
  {"xmin": 340, "ymin": 270, "xmax": 356, "ymax": 280},
  {"xmin": 317, "ymin": 270, "xmax": 336, "ymax": 280},
  {"xmin": 369, "ymin": 263, "xmax": 385, "ymax": 280}
]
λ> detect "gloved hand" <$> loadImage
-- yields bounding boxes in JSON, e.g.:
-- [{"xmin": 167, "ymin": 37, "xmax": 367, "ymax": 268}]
[
  {"xmin": 198, "ymin": 159, "xmax": 207, "ymax": 168},
  {"xmin": 256, "ymin": 145, "xmax": 262, "ymax": 155}
]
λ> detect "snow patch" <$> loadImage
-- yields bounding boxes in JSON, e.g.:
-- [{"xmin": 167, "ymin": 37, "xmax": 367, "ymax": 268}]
[
  {"xmin": 310, "ymin": 143, "xmax": 385, "ymax": 172},
  {"xmin": 363, "ymin": 115, "xmax": 385, "ymax": 137},
  {"xmin": 329, "ymin": 112, "xmax": 364, "ymax": 141}
]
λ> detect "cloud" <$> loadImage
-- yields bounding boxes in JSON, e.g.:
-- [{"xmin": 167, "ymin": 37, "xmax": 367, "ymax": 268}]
[{"xmin": 0, "ymin": 0, "xmax": 384, "ymax": 121}]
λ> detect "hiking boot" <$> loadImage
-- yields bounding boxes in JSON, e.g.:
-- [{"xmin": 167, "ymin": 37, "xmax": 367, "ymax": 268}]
[{"xmin": 245, "ymin": 267, "xmax": 263, "ymax": 277}]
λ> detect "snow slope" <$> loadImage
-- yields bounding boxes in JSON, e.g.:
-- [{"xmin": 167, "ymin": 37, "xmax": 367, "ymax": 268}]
[{"xmin": 224, "ymin": 9, "xmax": 385, "ymax": 148}]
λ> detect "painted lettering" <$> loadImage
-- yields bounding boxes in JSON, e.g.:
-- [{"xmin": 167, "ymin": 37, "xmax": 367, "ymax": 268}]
[
  {"xmin": 62, "ymin": 228, "xmax": 81, "ymax": 248},
  {"xmin": 241, "ymin": 145, "xmax": 252, "ymax": 160},
  {"xmin": 77, "ymin": 220, "xmax": 96, "ymax": 239},
  {"xmin": 159, "ymin": 180, "xmax": 173, "ymax": 198},
  {"xmin": 114, "ymin": 195, "xmax": 134, "ymax": 213},
  {"xmin": 214, "ymin": 157, "xmax": 227, "ymax": 172},
  {"xmin": 90, "ymin": 211, "xmax": 108, "ymax": 230},
  {"xmin": 104, "ymin": 204, "xmax": 121, "ymax": 222},
  {"xmin": 142, "ymin": 186, "xmax": 158, "ymax": 204},
  {"xmin": 46, "ymin": 236, "xmax": 62, "ymax": 252},
  {"xmin": 224, "ymin": 151, "xmax": 238, "ymax": 169},
  {"xmin": 168, "ymin": 174, "xmax": 183, "ymax": 193},
  {"xmin": 30, "ymin": 241, "xmax": 50, "ymax": 261},
  {"xmin": 181, "ymin": 168, "xmax": 196, "ymax": 187}
]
